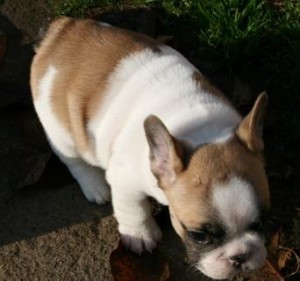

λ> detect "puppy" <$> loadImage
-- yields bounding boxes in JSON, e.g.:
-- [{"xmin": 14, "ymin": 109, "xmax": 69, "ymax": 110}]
[{"xmin": 31, "ymin": 17, "xmax": 270, "ymax": 280}]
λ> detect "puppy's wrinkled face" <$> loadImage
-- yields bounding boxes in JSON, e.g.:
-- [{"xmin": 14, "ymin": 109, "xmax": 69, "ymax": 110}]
[
  {"xmin": 166, "ymin": 140, "xmax": 269, "ymax": 280},
  {"xmin": 144, "ymin": 93, "xmax": 269, "ymax": 279}
]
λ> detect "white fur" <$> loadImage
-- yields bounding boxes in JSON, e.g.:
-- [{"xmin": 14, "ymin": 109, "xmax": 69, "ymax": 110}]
[
  {"xmin": 53, "ymin": 146, "xmax": 111, "ymax": 204},
  {"xmin": 34, "ymin": 65, "xmax": 76, "ymax": 158},
  {"xmin": 35, "ymin": 46, "xmax": 242, "ymax": 254},
  {"xmin": 198, "ymin": 232, "xmax": 266, "ymax": 279},
  {"xmin": 88, "ymin": 46, "xmax": 241, "ymax": 168},
  {"xmin": 212, "ymin": 176, "xmax": 259, "ymax": 232},
  {"xmin": 196, "ymin": 177, "xmax": 266, "ymax": 279}
]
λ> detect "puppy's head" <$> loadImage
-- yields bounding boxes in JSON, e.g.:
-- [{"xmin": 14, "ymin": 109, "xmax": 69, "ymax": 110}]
[{"xmin": 144, "ymin": 93, "xmax": 270, "ymax": 280}]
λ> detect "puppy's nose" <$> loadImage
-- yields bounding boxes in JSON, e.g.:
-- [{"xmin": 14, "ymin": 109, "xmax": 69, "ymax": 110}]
[{"xmin": 229, "ymin": 254, "xmax": 247, "ymax": 269}]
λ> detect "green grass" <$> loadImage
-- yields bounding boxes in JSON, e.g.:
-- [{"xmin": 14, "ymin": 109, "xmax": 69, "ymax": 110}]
[
  {"xmin": 49, "ymin": 0, "xmax": 152, "ymax": 17},
  {"xmin": 50, "ymin": 0, "xmax": 300, "ymax": 78},
  {"xmin": 50, "ymin": 0, "xmax": 300, "ymax": 144},
  {"xmin": 163, "ymin": 0, "xmax": 300, "ymax": 146},
  {"xmin": 49, "ymin": 0, "xmax": 112, "ymax": 17},
  {"xmin": 162, "ymin": 0, "xmax": 300, "ymax": 67}
]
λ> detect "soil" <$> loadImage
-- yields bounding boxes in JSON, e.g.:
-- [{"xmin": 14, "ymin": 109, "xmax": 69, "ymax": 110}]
[{"xmin": 0, "ymin": 1, "xmax": 299, "ymax": 281}]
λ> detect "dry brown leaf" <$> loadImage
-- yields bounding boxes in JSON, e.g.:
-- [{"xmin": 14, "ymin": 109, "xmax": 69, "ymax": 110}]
[
  {"xmin": 277, "ymin": 246, "xmax": 300, "ymax": 279},
  {"xmin": 269, "ymin": 232, "xmax": 280, "ymax": 251},
  {"xmin": 268, "ymin": 231, "xmax": 284, "ymax": 259},
  {"xmin": 261, "ymin": 260, "xmax": 284, "ymax": 281},
  {"xmin": 277, "ymin": 248, "xmax": 293, "ymax": 270},
  {"xmin": 110, "ymin": 240, "xmax": 170, "ymax": 281},
  {"xmin": 241, "ymin": 259, "xmax": 284, "ymax": 281}
]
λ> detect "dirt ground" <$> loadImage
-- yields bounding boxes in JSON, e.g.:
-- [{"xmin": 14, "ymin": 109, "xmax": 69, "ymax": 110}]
[
  {"xmin": 0, "ymin": 176, "xmax": 118, "ymax": 280},
  {"xmin": 0, "ymin": 155, "xmax": 196, "ymax": 281},
  {"xmin": 0, "ymin": 0, "xmax": 299, "ymax": 281}
]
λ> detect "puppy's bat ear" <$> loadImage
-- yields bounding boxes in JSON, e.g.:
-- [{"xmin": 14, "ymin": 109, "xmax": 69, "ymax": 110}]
[
  {"xmin": 236, "ymin": 92, "xmax": 268, "ymax": 152},
  {"xmin": 144, "ymin": 115, "xmax": 183, "ymax": 187}
]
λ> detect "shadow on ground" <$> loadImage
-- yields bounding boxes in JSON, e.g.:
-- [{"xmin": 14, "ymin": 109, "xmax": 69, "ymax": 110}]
[{"xmin": 0, "ymin": 156, "xmax": 113, "ymax": 247}]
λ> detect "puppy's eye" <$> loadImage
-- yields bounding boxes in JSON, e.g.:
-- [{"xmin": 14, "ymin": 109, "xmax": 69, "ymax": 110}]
[{"xmin": 188, "ymin": 231, "xmax": 211, "ymax": 244}]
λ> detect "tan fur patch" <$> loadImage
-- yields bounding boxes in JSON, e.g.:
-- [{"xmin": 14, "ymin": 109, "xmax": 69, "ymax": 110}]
[
  {"xmin": 236, "ymin": 92, "xmax": 268, "ymax": 152},
  {"xmin": 31, "ymin": 17, "xmax": 161, "ymax": 156},
  {"xmin": 164, "ymin": 136, "xmax": 269, "ymax": 233}
]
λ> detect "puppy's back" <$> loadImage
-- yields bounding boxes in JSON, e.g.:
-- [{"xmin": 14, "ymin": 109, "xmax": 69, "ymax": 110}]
[{"xmin": 31, "ymin": 17, "xmax": 161, "ymax": 160}]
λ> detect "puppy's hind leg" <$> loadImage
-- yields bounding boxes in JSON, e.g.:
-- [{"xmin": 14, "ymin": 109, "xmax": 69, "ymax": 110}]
[{"xmin": 53, "ymin": 148, "xmax": 111, "ymax": 205}]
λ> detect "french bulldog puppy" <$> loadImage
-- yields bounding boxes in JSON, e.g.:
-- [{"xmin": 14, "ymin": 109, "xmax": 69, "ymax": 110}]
[{"xmin": 31, "ymin": 17, "xmax": 270, "ymax": 279}]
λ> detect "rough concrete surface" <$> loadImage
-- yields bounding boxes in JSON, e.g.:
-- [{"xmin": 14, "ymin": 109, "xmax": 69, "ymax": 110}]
[{"xmin": 0, "ymin": 181, "xmax": 118, "ymax": 281}]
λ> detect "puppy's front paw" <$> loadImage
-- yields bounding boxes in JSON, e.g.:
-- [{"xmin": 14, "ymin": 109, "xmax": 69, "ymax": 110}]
[{"xmin": 119, "ymin": 217, "xmax": 162, "ymax": 255}]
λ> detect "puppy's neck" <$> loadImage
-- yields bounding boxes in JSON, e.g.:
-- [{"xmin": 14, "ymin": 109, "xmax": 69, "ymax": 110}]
[{"xmin": 172, "ymin": 102, "xmax": 242, "ymax": 148}]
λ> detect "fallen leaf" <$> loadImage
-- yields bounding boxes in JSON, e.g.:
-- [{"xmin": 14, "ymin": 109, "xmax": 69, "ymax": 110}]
[
  {"xmin": 260, "ymin": 260, "xmax": 284, "ymax": 281},
  {"xmin": 277, "ymin": 248, "xmax": 293, "ymax": 270},
  {"xmin": 264, "ymin": 230, "xmax": 300, "ymax": 280},
  {"xmin": 110, "ymin": 240, "xmax": 170, "ymax": 281},
  {"xmin": 268, "ymin": 231, "xmax": 284, "ymax": 259},
  {"xmin": 241, "ymin": 259, "xmax": 284, "ymax": 281},
  {"xmin": 277, "ymin": 246, "xmax": 300, "ymax": 279}
]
